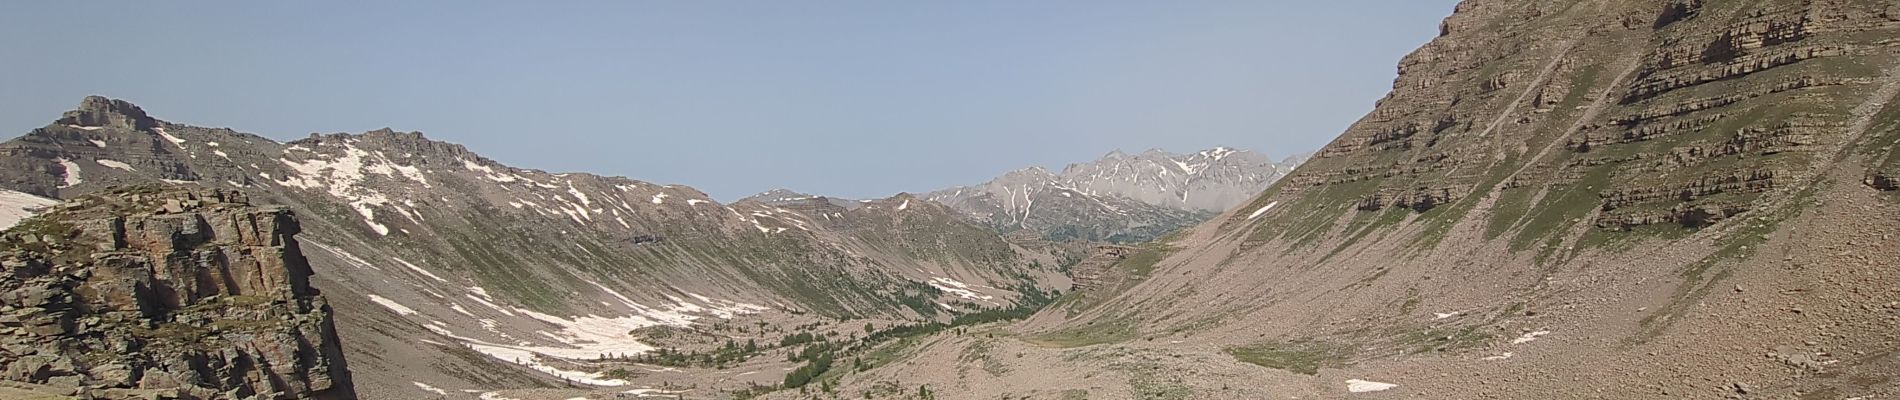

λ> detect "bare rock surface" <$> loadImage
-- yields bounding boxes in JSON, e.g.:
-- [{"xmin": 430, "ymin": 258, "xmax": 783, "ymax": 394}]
[{"xmin": 0, "ymin": 185, "xmax": 354, "ymax": 399}]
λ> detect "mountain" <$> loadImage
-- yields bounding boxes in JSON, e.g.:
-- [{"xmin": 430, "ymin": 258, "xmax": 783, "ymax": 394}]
[
  {"xmin": 925, "ymin": 147, "xmax": 1300, "ymax": 242},
  {"xmin": 1064, "ymin": 147, "xmax": 1300, "ymax": 212},
  {"xmin": 0, "ymin": 186, "xmax": 354, "ymax": 399},
  {"xmin": 800, "ymin": 0, "xmax": 1900, "ymax": 398},
  {"xmin": 736, "ymin": 188, "xmax": 862, "ymax": 210},
  {"xmin": 0, "ymin": 97, "xmax": 1068, "ymax": 398}
]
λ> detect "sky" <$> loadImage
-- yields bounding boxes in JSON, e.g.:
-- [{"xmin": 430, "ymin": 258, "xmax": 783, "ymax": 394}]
[{"xmin": 0, "ymin": 1, "xmax": 1457, "ymax": 201}]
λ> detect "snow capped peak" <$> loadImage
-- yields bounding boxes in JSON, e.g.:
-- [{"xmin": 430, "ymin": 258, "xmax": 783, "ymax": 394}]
[{"xmin": 1201, "ymin": 146, "xmax": 1239, "ymax": 160}]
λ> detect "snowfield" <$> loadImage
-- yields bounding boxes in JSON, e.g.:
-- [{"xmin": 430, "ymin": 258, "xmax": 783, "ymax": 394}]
[{"xmin": 0, "ymin": 189, "xmax": 58, "ymax": 230}]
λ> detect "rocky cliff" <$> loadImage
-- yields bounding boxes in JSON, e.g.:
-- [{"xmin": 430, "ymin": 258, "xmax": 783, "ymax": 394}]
[{"xmin": 0, "ymin": 186, "xmax": 353, "ymax": 399}]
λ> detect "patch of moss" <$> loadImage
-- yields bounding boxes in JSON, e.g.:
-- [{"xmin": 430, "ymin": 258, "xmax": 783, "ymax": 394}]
[
  {"xmin": 1510, "ymin": 166, "xmax": 1613, "ymax": 255},
  {"xmin": 1224, "ymin": 340, "xmax": 1355, "ymax": 375},
  {"xmin": 1394, "ymin": 325, "xmax": 1493, "ymax": 355},
  {"xmin": 1028, "ymin": 320, "xmax": 1136, "ymax": 348}
]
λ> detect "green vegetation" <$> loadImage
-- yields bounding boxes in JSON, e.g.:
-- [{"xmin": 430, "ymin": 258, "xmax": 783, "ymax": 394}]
[
  {"xmin": 0, "ymin": 216, "xmax": 78, "ymax": 259},
  {"xmin": 1027, "ymin": 320, "xmax": 1136, "ymax": 348},
  {"xmin": 780, "ymin": 351, "xmax": 834, "ymax": 389},
  {"xmin": 1130, "ymin": 377, "xmax": 1194, "ymax": 400},
  {"xmin": 1224, "ymin": 340, "xmax": 1355, "ymax": 375},
  {"xmin": 1631, "ymin": 184, "xmax": 1818, "ymax": 344},
  {"xmin": 764, "ymin": 286, "xmax": 1060, "ymax": 393},
  {"xmin": 1318, "ymin": 207, "xmax": 1411, "ymax": 263},
  {"xmin": 1509, "ymin": 167, "xmax": 1613, "ymax": 257},
  {"xmin": 624, "ymin": 338, "xmax": 763, "ymax": 369},
  {"xmin": 1393, "ymin": 325, "xmax": 1492, "ymax": 355}
]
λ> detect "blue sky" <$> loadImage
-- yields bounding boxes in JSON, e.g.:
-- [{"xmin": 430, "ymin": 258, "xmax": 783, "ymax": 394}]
[{"xmin": 0, "ymin": 1, "xmax": 1457, "ymax": 200}]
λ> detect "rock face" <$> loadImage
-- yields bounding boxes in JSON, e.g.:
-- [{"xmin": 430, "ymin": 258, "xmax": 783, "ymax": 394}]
[
  {"xmin": 1060, "ymin": 148, "xmax": 1300, "ymax": 212},
  {"xmin": 1063, "ymin": 245, "xmax": 1135, "ymax": 291},
  {"xmin": 0, "ymin": 186, "xmax": 353, "ymax": 399}
]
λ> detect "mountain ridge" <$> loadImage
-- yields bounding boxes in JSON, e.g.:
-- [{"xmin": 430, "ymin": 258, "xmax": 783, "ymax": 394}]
[
  {"xmin": 0, "ymin": 96, "xmax": 1070, "ymax": 398},
  {"xmin": 925, "ymin": 146, "xmax": 1300, "ymax": 242}
]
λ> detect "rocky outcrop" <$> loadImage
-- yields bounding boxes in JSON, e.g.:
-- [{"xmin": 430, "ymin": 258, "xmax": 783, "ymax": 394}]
[
  {"xmin": 56, "ymin": 96, "xmax": 157, "ymax": 133},
  {"xmin": 1066, "ymin": 245, "xmax": 1135, "ymax": 291},
  {"xmin": 0, "ymin": 186, "xmax": 353, "ymax": 399},
  {"xmin": 1872, "ymin": 171, "xmax": 1900, "ymax": 191}
]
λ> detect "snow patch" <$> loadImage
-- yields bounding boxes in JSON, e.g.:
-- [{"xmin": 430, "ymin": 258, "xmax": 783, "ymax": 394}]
[
  {"xmin": 55, "ymin": 158, "xmax": 83, "ymax": 188},
  {"xmin": 277, "ymin": 141, "xmax": 428, "ymax": 235},
  {"xmin": 897, "ymin": 199, "xmax": 910, "ymax": 210},
  {"xmin": 412, "ymin": 382, "xmax": 448, "ymax": 396},
  {"xmin": 154, "ymin": 127, "xmax": 186, "ymax": 146},
  {"xmin": 1482, "ymin": 352, "xmax": 1514, "ymax": 361},
  {"xmin": 465, "ymin": 286, "xmax": 517, "ymax": 317},
  {"xmin": 433, "ymin": 283, "xmax": 765, "ymax": 387},
  {"xmin": 1511, "ymin": 330, "xmax": 1550, "ymax": 344},
  {"xmin": 393, "ymin": 257, "xmax": 449, "ymax": 283},
  {"xmin": 566, "ymin": 184, "xmax": 592, "ymax": 206},
  {"xmin": 650, "ymin": 193, "xmax": 668, "ymax": 204},
  {"xmin": 0, "ymin": 189, "xmax": 58, "ymax": 230},
  {"xmin": 479, "ymin": 392, "xmax": 523, "ymax": 400},
  {"xmin": 88, "ymin": 139, "xmax": 107, "ymax": 148},
  {"xmin": 1346, "ymin": 379, "xmax": 1398, "ymax": 393},
  {"xmin": 927, "ymin": 277, "xmax": 995, "ymax": 302},
  {"xmin": 302, "ymin": 241, "xmax": 382, "ymax": 271},
  {"xmin": 623, "ymin": 388, "xmax": 688, "ymax": 397},
  {"xmin": 94, "ymin": 159, "xmax": 135, "ymax": 171},
  {"xmin": 459, "ymin": 334, "xmax": 639, "ymax": 386},
  {"xmin": 1246, "ymin": 201, "xmax": 1279, "ymax": 220},
  {"xmin": 367, "ymin": 294, "xmax": 418, "ymax": 316}
]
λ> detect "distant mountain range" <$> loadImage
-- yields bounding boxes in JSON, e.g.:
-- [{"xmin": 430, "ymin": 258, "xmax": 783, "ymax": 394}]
[{"xmin": 923, "ymin": 147, "xmax": 1303, "ymax": 242}]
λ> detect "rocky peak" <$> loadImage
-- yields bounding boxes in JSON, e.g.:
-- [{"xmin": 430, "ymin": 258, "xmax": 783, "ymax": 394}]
[
  {"xmin": 990, "ymin": 166, "xmax": 1058, "ymax": 185},
  {"xmin": 0, "ymin": 185, "xmax": 354, "ymax": 399},
  {"xmin": 927, "ymin": 146, "xmax": 1297, "ymax": 242},
  {"xmin": 738, "ymin": 189, "xmax": 860, "ymax": 211},
  {"xmin": 55, "ymin": 96, "xmax": 156, "ymax": 132},
  {"xmin": 740, "ymin": 188, "xmax": 817, "ymax": 204}
]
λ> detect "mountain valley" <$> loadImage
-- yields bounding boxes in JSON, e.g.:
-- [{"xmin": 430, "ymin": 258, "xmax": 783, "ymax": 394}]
[{"xmin": 3, "ymin": 0, "xmax": 1900, "ymax": 399}]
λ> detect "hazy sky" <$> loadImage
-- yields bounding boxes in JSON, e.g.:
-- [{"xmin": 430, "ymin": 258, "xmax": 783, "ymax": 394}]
[{"xmin": 0, "ymin": 1, "xmax": 1457, "ymax": 200}]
